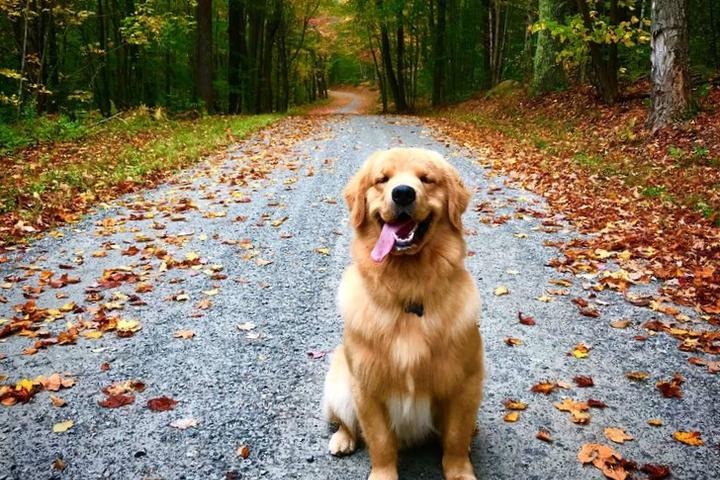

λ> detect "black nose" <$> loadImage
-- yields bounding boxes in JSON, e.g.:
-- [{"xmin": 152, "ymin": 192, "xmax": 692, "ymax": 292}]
[{"xmin": 392, "ymin": 185, "xmax": 416, "ymax": 207}]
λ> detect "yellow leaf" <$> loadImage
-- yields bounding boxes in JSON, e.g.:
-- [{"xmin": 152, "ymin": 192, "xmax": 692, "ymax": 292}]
[
  {"xmin": 53, "ymin": 420, "xmax": 74, "ymax": 433},
  {"xmin": 503, "ymin": 412, "xmax": 519, "ymax": 422},
  {"xmin": 571, "ymin": 343, "xmax": 590, "ymax": 359},
  {"xmin": 315, "ymin": 247, "xmax": 330, "ymax": 256},
  {"xmin": 648, "ymin": 418, "xmax": 663, "ymax": 427},
  {"xmin": 673, "ymin": 431, "xmax": 703, "ymax": 446},
  {"xmin": 116, "ymin": 319, "xmax": 141, "ymax": 333},
  {"xmin": 83, "ymin": 330, "xmax": 104, "ymax": 339},
  {"xmin": 494, "ymin": 286, "xmax": 509, "ymax": 296}
]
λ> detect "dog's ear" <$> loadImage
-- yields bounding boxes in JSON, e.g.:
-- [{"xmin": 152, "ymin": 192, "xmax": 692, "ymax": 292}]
[
  {"xmin": 447, "ymin": 168, "xmax": 471, "ymax": 231},
  {"xmin": 343, "ymin": 167, "xmax": 368, "ymax": 228}
]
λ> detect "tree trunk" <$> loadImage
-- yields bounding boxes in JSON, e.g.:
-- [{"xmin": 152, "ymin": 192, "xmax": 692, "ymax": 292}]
[
  {"xmin": 531, "ymin": 0, "xmax": 565, "ymax": 95},
  {"xmin": 228, "ymin": 0, "xmax": 245, "ymax": 113},
  {"xmin": 395, "ymin": 14, "xmax": 408, "ymax": 111},
  {"xmin": 196, "ymin": 0, "xmax": 214, "ymax": 112},
  {"xmin": 432, "ymin": 0, "xmax": 447, "ymax": 106},
  {"xmin": 648, "ymin": 0, "xmax": 690, "ymax": 132},
  {"xmin": 575, "ymin": 0, "xmax": 618, "ymax": 104}
]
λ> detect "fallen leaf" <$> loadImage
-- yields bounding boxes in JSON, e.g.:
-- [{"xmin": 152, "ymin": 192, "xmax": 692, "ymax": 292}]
[
  {"xmin": 174, "ymin": 330, "xmax": 195, "ymax": 339},
  {"xmin": 236, "ymin": 322, "xmax": 256, "ymax": 331},
  {"xmin": 52, "ymin": 457, "xmax": 66, "ymax": 471},
  {"xmin": 573, "ymin": 375, "xmax": 594, "ymax": 387},
  {"xmin": 503, "ymin": 399, "xmax": 527, "ymax": 410},
  {"xmin": 604, "ymin": 427, "xmax": 633, "ymax": 444},
  {"xmin": 494, "ymin": 286, "xmax": 509, "ymax": 296},
  {"xmin": 656, "ymin": 373, "xmax": 684, "ymax": 398},
  {"xmin": 53, "ymin": 420, "xmax": 74, "ymax": 433},
  {"xmin": 50, "ymin": 395, "xmax": 66, "ymax": 407},
  {"xmin": 98, "ymin": 393, "xmax": 135, "ymax": 408},
  {"xmin": 647, "ymin": 418, "xmax": 663, "ymax": 427},
  {"xmin": 673, "ymin": 430, "xmax": 703, "ymax": 446},
  {"xmin": 315, "ymin": 247, "xmax": 330, "ymax": 255},
  {"xmin": 147, "ymin": 396, "xmax": 178, "ymax": 412},
  {"xmin": 518, "ymin": 312, "xmax": 536, "ymax": 325},
  {"xmin": 503, "ymin": 412, "xmax": 519, "ymax": 422},
  {"xmin": 570, "ymin": 343, "xmax": 591, "ymax": 358},
  {"xmin": 640, "ymin": 464, "xmax": 671, "ymax": 479},
  {"xmin": 536, "ymin": 430, "xmax": 552, "ymax": 442},
  {"xmin": 236, "ymin": 445, "xmax": 250, "ymax": 459},
  {"xmin": 307, "ymin": 350, "xmax": 327, "ymax": 359},
  {"xmin": 626, "ymin": 371, "xmax": 650, "ymax": 381},
  {"xmin": 505, "ymin": 337, "xmax": 522, "ymax": 347},
  {"xmin": 170, "ymin": 417, "xmax": 198, "ymax": 430},
  {"xmin": 610, "ymin": 319, "xmax": 630, "ymax": 329},
  {"xmin": 530, "ymin": 381, "xmax": 558, "ymax": 395}
]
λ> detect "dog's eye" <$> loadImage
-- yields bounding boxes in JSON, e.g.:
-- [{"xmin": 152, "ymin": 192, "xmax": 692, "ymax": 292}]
[
  {"xmin": 419, "ymin": 175, "xmax": 434, "ymax": 184},
  {"xmin": 375, "ymin": 176, "xmax": 388, "ymax": 185}
]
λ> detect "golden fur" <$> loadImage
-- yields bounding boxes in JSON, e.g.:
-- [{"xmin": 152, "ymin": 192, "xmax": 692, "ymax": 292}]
[{"xmin": 322, "ymin": 148, "xmax": 484, "ymax": 480}]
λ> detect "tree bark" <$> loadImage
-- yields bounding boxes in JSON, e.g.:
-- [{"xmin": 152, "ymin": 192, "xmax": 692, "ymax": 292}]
[
  {"xmin": 431, "ymin": 0, "xmax": 447, "ymax": 106},
  {"xmin": 228, "ymin": 0, "xmax": 245, "ymax": 113},
  {"xmin": 648, "ymin": 0, "xmax": 690, "ymax": 132},
  {"xmin": 531, "ymin": 0, "xmax": 565, "ymax": 95},
  {"xmin": 575, "ymin": 0, "xmax": 618, "ymax": 104},
  {"xmin": 196, "ymin": 0, "xmax": 214, "ymax": 112}
]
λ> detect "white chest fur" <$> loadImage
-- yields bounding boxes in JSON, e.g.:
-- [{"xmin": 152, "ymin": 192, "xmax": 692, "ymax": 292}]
[{"xmin": 386, "ymin": 394, "xmax": 435, "ymax": 447}]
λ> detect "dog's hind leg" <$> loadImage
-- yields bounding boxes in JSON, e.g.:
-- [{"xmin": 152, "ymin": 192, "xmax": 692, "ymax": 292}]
[{"xmin": 322, "ymin": 345, "xmax": 359, "ymax": 456}]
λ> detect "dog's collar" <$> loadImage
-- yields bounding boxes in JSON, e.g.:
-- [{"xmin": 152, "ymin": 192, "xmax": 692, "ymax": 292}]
[{"xmin": 404, "ymin": 302, "xmax": 424, "ymax": 317}]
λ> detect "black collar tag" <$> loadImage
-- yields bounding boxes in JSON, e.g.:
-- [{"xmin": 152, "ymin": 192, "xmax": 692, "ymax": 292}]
[{"xmin": 404, "ymin": 302, "xmax": 424, "ymax": 317}]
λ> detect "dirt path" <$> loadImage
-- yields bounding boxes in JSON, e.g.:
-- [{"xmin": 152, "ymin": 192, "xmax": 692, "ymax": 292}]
[
  {"xmin": 308, "ymin": 88, "xmax": 377, "ymax": 115},
  {"xmin": 0, "ymin": 115, "xmax": 718, "ymax": 480}
]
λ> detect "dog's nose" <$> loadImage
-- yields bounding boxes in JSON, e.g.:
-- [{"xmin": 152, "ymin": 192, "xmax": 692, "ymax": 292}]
[{"xmin": 392, "ymin": 185, "xmax": 416, "ymax": 207}]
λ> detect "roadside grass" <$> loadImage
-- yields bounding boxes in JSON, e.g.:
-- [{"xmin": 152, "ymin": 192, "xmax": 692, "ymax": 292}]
[{"xmin": 0, "ymin": 109, "xmax": 282, "ymax": 244}]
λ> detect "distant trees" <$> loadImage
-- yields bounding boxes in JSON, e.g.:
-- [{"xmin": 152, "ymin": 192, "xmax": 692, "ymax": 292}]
[
  {"xmin": 0, "ymin": 0, "xmax": 328, "ymax": 118},
  {"xmin": 648, "ymin": 0, "xmax": 690, "ymax": 131},
  {"xmin": 531, "ymin": 0, "xmax": 565, "ymax": 95}
]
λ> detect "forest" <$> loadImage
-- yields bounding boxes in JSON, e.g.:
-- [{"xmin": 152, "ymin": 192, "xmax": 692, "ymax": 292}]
[{"xmin": 1, "ymin": 1, "xmax": 718, "ymax": 128}]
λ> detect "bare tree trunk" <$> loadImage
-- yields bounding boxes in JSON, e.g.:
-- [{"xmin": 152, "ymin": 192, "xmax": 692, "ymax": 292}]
[
  {"xmin": 196, "ymin": 0, "xmax": 214, "ymax": 113},
  {"xmin": 228, "ymin": 0, "xmax": 245, "ymax": 113},
  {"xmin": 432, "ymin": 0, "xmax": 446, "ymax": 105},
  {"xmin": 648, "ymin": 0, "xmax": 690, "ymax": 132}
]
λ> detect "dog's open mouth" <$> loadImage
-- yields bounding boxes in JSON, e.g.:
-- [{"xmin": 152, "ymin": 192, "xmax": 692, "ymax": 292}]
[{"xmin": 371, "ymin": 213, "xmax": 432, "ymax": 262}]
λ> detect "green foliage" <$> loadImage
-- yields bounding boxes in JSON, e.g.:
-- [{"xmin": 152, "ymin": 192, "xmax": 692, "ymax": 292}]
[
  {"xmin": 0, "ymin": 115, "xmax": 88, "ymax": 155},
  {"xmin": 530, "ymin": 1, "xmax": 651, "ymax": 80}
]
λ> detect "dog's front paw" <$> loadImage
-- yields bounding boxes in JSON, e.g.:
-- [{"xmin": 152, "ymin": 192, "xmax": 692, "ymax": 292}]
[
  {"xmin": 328, "ymin": 429, "xmax": 357, "ymax": 456},
  {"xmin": 443, "ymin": 455, "xmax": 477, "ymax": 480},
  {"xmin": 367, "ymin": 467, "xmax": 398, "ymax": 480}
]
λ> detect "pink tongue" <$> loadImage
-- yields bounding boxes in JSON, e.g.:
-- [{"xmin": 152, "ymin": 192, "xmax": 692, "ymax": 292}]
[{"xmin": 371, "ymin": 220, "xmax": 413, "ymax": 263}]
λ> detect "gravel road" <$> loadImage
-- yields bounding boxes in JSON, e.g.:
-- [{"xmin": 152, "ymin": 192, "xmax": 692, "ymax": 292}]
[{"xmin": 1, "ymin": 112, "xmax": 718, "ymax": 480}]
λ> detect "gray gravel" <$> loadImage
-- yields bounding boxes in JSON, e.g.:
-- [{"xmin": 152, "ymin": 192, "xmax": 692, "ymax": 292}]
[{"xmin": 1, "ymin": 114, "xmax": 719, "ymax": 480}]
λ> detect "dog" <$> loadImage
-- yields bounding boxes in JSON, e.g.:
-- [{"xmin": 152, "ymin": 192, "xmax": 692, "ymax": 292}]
[{"xmin": 322, "ymin": 147, "xmax": 484, "ymax": 480}]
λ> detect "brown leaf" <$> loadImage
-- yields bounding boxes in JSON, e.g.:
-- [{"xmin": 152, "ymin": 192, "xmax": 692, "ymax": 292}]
[
  {"xmin": 98, "ymin": 393, "xmax": 135, "ymax": 408},
  {"xmin": 518, "ymin": 311, "xmax": 536, "ymax": 326},
  {"xmin": 536, "ymin": 430, "xmax": 552, "ymax": 442},
  {"xmin": 656, "ymin": 373, "xmax": 684, "ymax": 398},
  {"xmin": 573, "ymin": 375, "xmax": 594, "ymax": 387},
  {"xmin": 50, "ymin": 395, "xmax": 66, "ymax": 407},
  {"xmin": 640, "ymin": 464, "xmax": 671, "ymax": 479},
  {"xmin": 236, "ymin": 445, "xmax": 250, "ymax": 459},
  {"xmin": 147, "ymin": 396, "xmax": 178, "ymax": 412},
  {"xmin": 503, "ymin": 411, "xmax": 520, "ymax": 422}
]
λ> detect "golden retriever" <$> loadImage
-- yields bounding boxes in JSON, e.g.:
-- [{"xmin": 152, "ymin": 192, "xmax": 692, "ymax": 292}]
[{"xmin": 322, "ymin": 148, "xmax": 484, "ymax": 480}]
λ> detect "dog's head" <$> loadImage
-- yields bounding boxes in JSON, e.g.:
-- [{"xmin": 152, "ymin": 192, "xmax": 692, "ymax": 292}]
[{"xmin": 344, "ymin": 148, "xmax": 470, "ymax": 262}]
